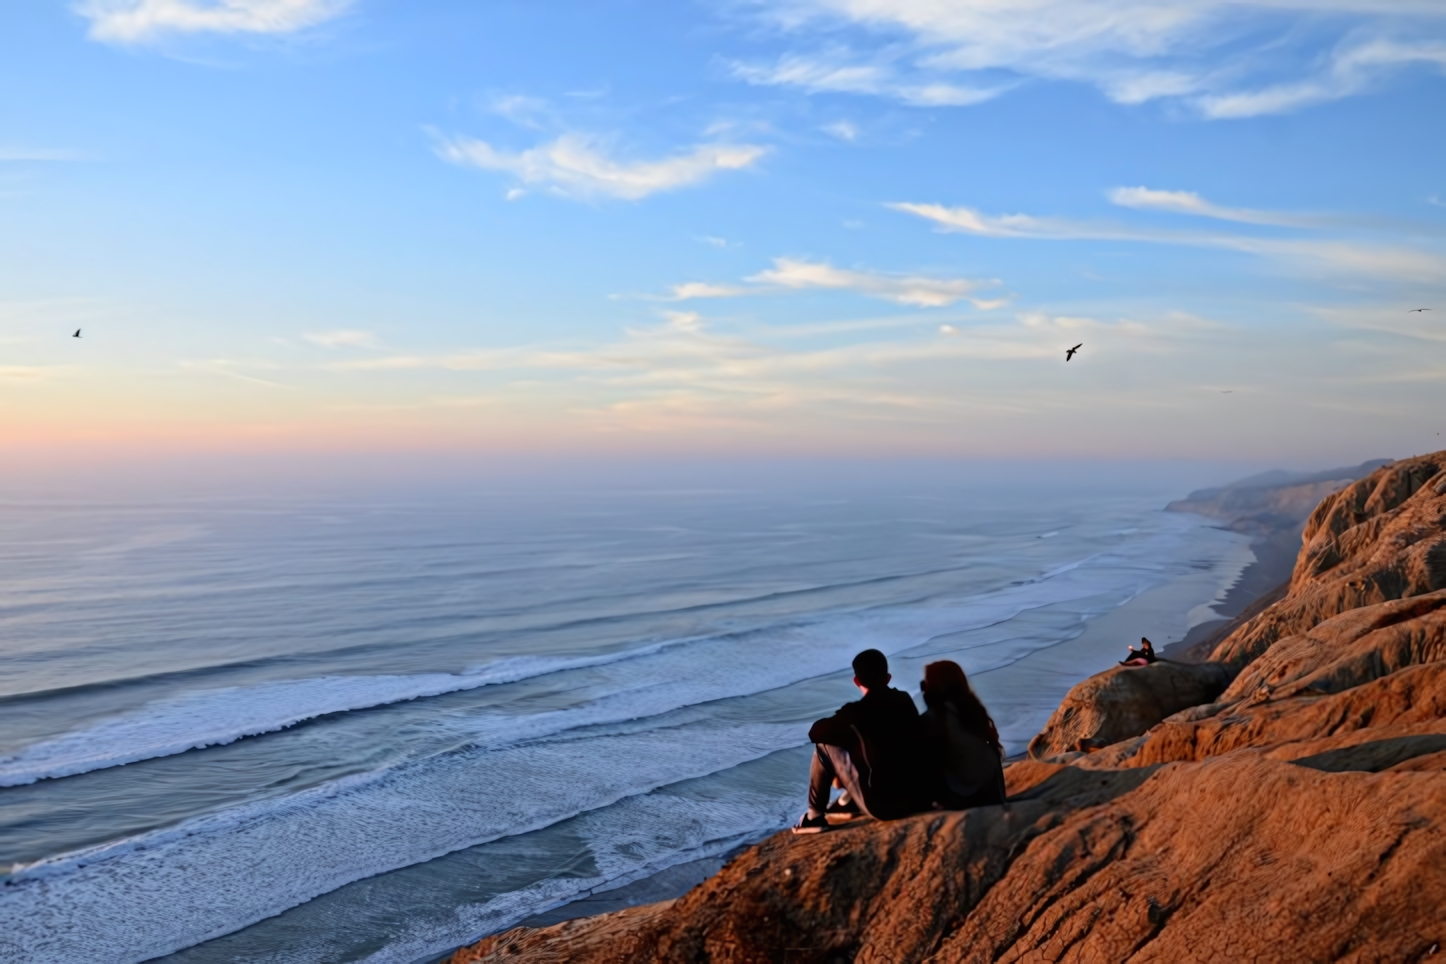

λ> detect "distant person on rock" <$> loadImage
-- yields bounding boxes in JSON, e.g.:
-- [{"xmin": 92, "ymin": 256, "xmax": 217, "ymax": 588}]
[
  {"xmin": 792, "ymin": 649, "xmax": 930, "ymax": 834},
  {"xmin": 1119, "ymin": 637, "xmax": 1158, "ymax": 666},
  {"xmin": 920, "ymin": 660, "xmax": 1006, "ymax": 810}
]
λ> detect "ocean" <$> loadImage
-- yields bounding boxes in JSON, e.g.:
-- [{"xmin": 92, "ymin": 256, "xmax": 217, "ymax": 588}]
[{"xmin": 0, "ymin": 466, "xmax": 1250, "ymax": 963}]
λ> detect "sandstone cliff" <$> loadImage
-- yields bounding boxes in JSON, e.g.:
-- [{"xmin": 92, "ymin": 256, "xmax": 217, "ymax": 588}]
[
  {"xmin": 446, "ymin": 454, "xmax": 1446, "ymax": 964},
  {"xmin": 1163, "ymin": 458, "xmax": 1389, "ymax": 534}
]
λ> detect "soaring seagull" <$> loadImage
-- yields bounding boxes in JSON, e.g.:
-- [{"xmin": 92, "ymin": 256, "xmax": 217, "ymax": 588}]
[
  {"xmin": 1065, "ymin": 343, "xmax": 1082, "ymax": 361},
  {"xmin": 73, "ymin": 329, "xmax": 81, "ymax": 338},
  {"xmin": 1408, "ymin": 308, "xmax": 1431, "ymax": 313}
]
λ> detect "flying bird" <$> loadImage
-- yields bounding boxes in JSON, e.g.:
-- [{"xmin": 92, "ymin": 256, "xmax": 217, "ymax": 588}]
[
  {"xmin": 1408, "ymin": 308, "xmax": 1431, "ymax": 313},
  {"xmin": 73, "ymin": 329, "xmax": 81, "ymax": 338},
  {"xmin": 1221, "ymin": 390, "xmax": 1233, "ymax": 394},
  {"xmin": 1065, "ymin": 343, "xmax": 1082, "ymax": 362}
]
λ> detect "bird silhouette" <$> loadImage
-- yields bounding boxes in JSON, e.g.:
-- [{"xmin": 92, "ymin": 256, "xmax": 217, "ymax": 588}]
[
  {"xmin": 73, "ymin": 329, "xmax": 81, "ymax": 338},
  {"xmin": 1408, "ymin": 308, "xmax": 1431, "ymax": 313},
  {"xmin": 1221, "ymin": 390, "xmax": 1233, "ymax": 394},
  {"xmin": 1065, "ymin": 343, "xmax": 1082, "ymax": 361}
]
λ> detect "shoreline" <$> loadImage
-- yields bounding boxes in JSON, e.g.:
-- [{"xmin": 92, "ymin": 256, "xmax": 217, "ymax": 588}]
[
  {"xmin": 1161, "ymin": 523, "xmax": 1300, "ymax": 662},
  {"xmin": 456, "ymin": 515, "xmax": 1260, "ymax": 948},
  {"xmin": 444, "ymin": 458, "xmax": 1442, "ymax": 964}
]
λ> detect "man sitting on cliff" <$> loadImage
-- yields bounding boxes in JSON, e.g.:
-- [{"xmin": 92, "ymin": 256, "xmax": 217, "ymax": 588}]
[{"xmin": 793, "ymin": 649, "xmax": 930, "ymax": 834}]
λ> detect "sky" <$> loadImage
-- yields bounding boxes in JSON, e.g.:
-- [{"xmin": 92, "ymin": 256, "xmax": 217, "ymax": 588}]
[{"xmin": 2, "ymin": 0, "xmax": 1445, "ymax": 469}]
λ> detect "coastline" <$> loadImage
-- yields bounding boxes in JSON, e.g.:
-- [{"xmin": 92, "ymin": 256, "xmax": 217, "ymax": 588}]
[
  {"xmin": 1160, "ymin": 523, "xmax": 1300, "ymax": 663},
  {"xmin": 444, "ymin": 453, "xmax": 1446, "ymax": 964},
  {"xmin": 452, "ymin": 514, "xmax": 1259, "ymax": 948}
]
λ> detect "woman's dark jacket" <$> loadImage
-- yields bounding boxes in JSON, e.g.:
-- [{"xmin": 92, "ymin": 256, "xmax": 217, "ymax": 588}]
[{"xmin": 922, "ymin": 702, "xmax": 1005, "ymax": 809}]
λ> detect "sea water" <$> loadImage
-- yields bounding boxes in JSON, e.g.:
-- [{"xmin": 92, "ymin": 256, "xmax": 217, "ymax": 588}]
[{"xmin": 0, "ymin": 467, "xmax": 1248, "ymax": 963}]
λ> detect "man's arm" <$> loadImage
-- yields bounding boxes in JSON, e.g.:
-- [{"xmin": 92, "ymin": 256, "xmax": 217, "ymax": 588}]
[{"xmin": 808, "ymin": 702, "xmax": 858, "ymax": 746}]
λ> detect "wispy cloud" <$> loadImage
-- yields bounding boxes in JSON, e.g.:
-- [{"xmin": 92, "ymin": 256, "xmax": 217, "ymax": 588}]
[
  {"xmin": 662, "ymin": 257, "xmax": 1004, "ymax": 308},
  {"xmin": 78, "ymin": 0, "xmax": 352, "ymax": 44},
  {"xmin": 892, "ymin": 198, "xmax": 1446, "ymax": 283},
  {"xmin": 0, "ymin": 365, "xmax": 72, "ymax": 382},
  {"xmin": 432, "ymin": 132, "xmax": 768, "ymax": 200},
  {"xmin": 1107, "ymin": 186, "xmax": 1311, "ymax": 226},
  {"xmin": 738, "ymin": 1, "xmax": 1446, "ymax": 117},
  {"xmin": 303, "ymin": 329, "xmax": 380, "ymax": 349},
  {"xmin": 668, "ymin": 282, "xmax": 752, "ymax": 300},
  {"xmin": 731, "ymin": 52, "xmax": 1006, "ymax": 106},
  {"xmin": 888, "ymin": 202, "xmax": 1099, "ymax": 240},
  {"xmin": 0, "ymin": 148, "xmax": 85, "ymax": 162},
  {"xmin": 486, "ymin": 94, "xmax": 553, "ymax": 130},
  {"xmin": 749, "ymin": 258, "xmax": 1001, "ymax": 308},
  {"xmin": 294, "ymin": 307, "xmax": 1225, "ymax": 443},
  {"xmin": 1195, "ymin": 37, "xmax": 1446, "ymax": 118}
]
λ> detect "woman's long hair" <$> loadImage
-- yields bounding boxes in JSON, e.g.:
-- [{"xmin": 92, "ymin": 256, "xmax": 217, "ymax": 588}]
[{"xmin": 922, "ymin": 660, "xmax": 1002, "ymax": 755}]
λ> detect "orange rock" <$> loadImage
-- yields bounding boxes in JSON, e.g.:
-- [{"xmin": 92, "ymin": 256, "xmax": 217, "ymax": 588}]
[
  {"xmin": 1026, "ymin": 660, "xmax": 1234, "ymax": 760},
  {"xmin": 1212, "ymin": 452, "xmax": 1446, "ymax": 667}
]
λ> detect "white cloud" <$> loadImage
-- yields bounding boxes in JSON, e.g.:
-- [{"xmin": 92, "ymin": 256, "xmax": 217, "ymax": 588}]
[
  {"xmin": 662, "ymin": 311, "xmax": 704, "ymax": 332},
  {"xmin": 893, "ymin": 198, "xmax": 1446, "ymax": 283},
  {"xmin": 668, "ymin": 282, "xmax": 752, "ymax": 300},
  {"xmin": 1196, "ymin": 37, "xmax": 1446, "ymax": 118},
  {"xmin": 749, "ymin": 257, "xmax": 998, "ymax": 308},
  {"xmin": 0, "ymin": 148, "xmax": 84, "ymax": 162},
  {"xmin": 78, "ymin": 0, "xmax": 351, "ymax": 43},
  {"xmin": 740, "ymin": 1, "xmax": 1446, "ymax": 117},
  {"xmin": 304, "ymin": 329, "xmax": 379, "ymax": 349},
  {"xmin": 822, "ymin": 120, "xmax": 859, "ymax": 141},
  {"xmin": 433, "ymin": 133, "xmax": 768, "ymax": 201},
  {"xmin": 1108, "ymin": 186, "xmax": 1308, "ymax": 226},
  {"xmin": 488, "ymin": 94, "xmax": 551, "ymax": 130},
  {"xmin": 888, "ymin": 202, "xmax": 1091, "ymax": 239},
  {"xmin": 731, "ymin": 53, "xmax": 1005, "ymax": 106},
  {"xmin": 663, "ymin": 258, "xmax": 1001, "ymax": 308}
]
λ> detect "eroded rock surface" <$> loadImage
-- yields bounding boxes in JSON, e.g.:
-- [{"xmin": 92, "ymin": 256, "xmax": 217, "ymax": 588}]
[
  {"xmin": 1026, "ymin": 660, "xmax": 1234, "ymax": 759},
  {"xmin": 1212, "ymin": 452, "xmax": 1446, "ymax": 667}
]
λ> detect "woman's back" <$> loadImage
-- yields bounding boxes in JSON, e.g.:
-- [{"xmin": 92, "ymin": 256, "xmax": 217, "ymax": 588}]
[{"xmin": 921, "ymin": 661, "xmax": 1005, "ymax": 809}]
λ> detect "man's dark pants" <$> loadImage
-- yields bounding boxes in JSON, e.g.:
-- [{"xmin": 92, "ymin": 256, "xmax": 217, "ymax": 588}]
[{"xmin": 806, "ymin": 743, "xmax": 870, "ymax": 819}]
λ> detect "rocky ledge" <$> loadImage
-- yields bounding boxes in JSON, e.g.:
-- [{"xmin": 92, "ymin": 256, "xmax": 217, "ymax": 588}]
[{"xmin": 447, "ymin": 453, "xmax": 1446, "ymax": 964}]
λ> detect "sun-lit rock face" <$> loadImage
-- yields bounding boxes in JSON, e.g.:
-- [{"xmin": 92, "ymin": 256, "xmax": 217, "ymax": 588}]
[
  {"xmin": 1211, "ymin": 451, "xmax": 1446, "ymax": 668},
  {"xmin": 1026, "ymin": 661, "xmax": 1235, "ymax": 760},
  {"xmin": 445, "ymin": 452, "xmax": 1446, "ymax": 964}
]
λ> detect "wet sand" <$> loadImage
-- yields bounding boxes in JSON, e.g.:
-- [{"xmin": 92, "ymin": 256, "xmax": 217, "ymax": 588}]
[{"xmin": 1161, "ymin": 524, "xmax": 1300, "ymax": 662}]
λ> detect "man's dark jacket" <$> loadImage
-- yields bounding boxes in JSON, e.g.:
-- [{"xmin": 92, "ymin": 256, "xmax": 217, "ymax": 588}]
[{"xmin": 809, "ymin": 686, "xmax": 930, "ymax": 819}]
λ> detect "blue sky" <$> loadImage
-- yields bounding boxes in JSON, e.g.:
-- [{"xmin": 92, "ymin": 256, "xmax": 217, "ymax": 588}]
[{"xmin": 2, "ymin": 1, "xmax": 1444, "ymax": 464}]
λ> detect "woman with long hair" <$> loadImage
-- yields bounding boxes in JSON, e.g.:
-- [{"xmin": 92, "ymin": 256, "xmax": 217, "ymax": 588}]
[{"xmin": 920, "ymin": 660, "xmax": 1006, "ymax": 809}]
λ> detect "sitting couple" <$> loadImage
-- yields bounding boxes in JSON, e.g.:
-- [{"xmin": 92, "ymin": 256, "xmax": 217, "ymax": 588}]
[{"xmin": 793, "ymin": 649, "xmax": 1005, "ymax": 834}]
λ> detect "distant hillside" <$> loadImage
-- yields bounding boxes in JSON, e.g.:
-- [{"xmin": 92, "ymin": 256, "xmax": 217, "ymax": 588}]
[{"xmin": 1166, "ymin": 458, "xmax": 1391, "ymax": 534}]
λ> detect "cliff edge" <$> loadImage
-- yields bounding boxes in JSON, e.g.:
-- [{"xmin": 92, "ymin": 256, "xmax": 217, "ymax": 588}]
[{"xmin": 446, "ymin": 453, "xmax": 1446, "ymax": 964}]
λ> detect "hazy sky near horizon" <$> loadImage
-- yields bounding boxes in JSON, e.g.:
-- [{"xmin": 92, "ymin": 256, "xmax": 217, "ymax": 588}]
[{"xmin": 2, "ymin": 1, "xmax": 1445, "ymax": 466}]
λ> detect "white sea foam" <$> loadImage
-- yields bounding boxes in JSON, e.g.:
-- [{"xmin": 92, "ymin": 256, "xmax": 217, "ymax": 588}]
[
  {"xmin": 0, "ymin": 646, "xmax": 682, "ymax": 787},
  {"xmin": 0, "ymin": 718, "xmax": 807, "ymax": 963},
  {"xmin": 0, "ymin": 540, "xmax": 1109, "ymax": 788},
  {"xmin": 0, "ymin": 511, "xmax": 1247, "ymax": 964}
]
